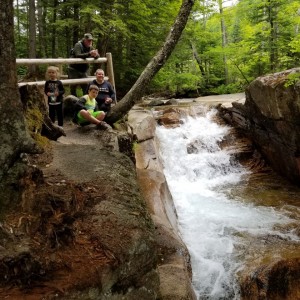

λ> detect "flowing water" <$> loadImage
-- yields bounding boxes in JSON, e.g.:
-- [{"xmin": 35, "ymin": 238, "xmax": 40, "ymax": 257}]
[{"xmin": 155, "ymin": 106, "xmax": 300, "ymax": 300}]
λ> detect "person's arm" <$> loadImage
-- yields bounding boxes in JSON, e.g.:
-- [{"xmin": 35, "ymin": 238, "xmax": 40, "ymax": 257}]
[
  {"xmin": 75, "ymin": 97, "xmax": 87, "ymax": 111},
  {"xmin": 73, "ymin": 42, "xmax": 90, "ymax": 59},
  {"xmin": 58, "ymin": 81, "xmax": 65, "ymax": 96},
  {"xmin": 44, "ymin": 81, "xmax": 52, "ymax": 97},
  {"xmin": 108, "ymin": 82, "xmax": 116, "ymax": 101},
  {"xmin": 91, "ymin": 46, "xmax": 100, "ymax": 58}
]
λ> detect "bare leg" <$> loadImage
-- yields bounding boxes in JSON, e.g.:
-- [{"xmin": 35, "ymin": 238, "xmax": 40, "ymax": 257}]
[
  {"xmin": 96, "ymin": 112, "xmax": 106, "ymax": 121},
  {"xmin": 79, "ymin": 110, "xmax": 101, "ymax": 125}
]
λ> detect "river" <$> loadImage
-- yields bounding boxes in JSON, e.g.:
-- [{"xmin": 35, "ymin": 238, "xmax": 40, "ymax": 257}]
[{"xmin": 155, "ymin": 103, "xmax": 300, "ymax": 299}]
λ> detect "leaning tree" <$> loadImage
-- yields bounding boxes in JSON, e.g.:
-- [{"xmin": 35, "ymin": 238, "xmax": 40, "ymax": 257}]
[{"xmin": 105, "ymin": 0, "xmax": 196, "ymax": 124}]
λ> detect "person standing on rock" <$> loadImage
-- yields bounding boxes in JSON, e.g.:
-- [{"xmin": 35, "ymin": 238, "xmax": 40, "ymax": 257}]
[
  {"xmin": 68, "ymin": 33, "xmax": 100, "ymax": 97},
  {"xmin": 73, "ymin": 85, "xmax": 111, "ymax": 129},
  {"xmin": 86, "ymin": 68, "xmax": 116, "ymax": 112},
  {"xmin": 44, "ymin": 66, "xmax": 65, "ymax": 129}
]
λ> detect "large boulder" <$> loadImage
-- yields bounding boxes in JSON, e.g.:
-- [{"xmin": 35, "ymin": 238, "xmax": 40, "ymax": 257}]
[{"xmin": 218, "ymin": 68, "xmax": 300, "ymax": 185}]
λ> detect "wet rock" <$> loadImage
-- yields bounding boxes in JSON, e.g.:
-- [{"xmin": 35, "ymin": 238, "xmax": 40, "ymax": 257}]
[
  {"xmin": 165, "ymin": 99, "xmax": 179, "ymax": 105},
  {"xmin": 127, "ymin": 110, "xmax": 156, "ymax": 142},
  {"xmin": 240, "ymin": 258, "xmax": 300, "ymax": 300},
  {"xmin": 157, "ymin": 108, "xmax": 184, "ymax": 128},
  {"xmin": 131, "ymin": 112, "xmax": 197, "ymax": 299},
  {"xmin": 187, "ymin": 139, "xmax": 206, "ymax": 154},
  {"xmin": 148, "ymin": 99, "xmax": 165, "ymax": 106}
]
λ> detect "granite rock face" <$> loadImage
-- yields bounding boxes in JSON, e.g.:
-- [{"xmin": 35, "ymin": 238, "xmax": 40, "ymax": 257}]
[
  {"xmin": 128, "ymin": 107, "xmax": 196, "ymax": 300},
  {"xmin": 218, "ymin": 68, "xmax": 300, "ymax": 185},
  {"xmin": 240, "ymin": 258, "xmax": 300, "ymax": 300}
]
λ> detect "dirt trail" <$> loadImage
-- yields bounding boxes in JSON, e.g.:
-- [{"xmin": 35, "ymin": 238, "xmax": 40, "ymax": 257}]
[{"xmin": 56, "ymin": 121, "xmax": 99, "ymax": 145}]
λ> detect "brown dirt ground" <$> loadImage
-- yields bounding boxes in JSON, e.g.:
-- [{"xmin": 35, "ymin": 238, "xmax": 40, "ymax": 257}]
[{"xmin": 0, "ymin": 123, "xmax": 120, "ymax": 299}]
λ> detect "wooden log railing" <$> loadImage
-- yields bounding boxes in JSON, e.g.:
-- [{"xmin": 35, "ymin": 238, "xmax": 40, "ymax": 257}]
[{"xmin": 16, "ymin": 53, "xmax": 116, "ymax": 99}]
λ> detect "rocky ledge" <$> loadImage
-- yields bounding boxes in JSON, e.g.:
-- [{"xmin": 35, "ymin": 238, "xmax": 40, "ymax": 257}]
[
  {"xmin": 218, "ymin": 67, "xmax": 300, "ymax": 185},
  {"xmin": 0, "ymin": 106, "xmax": 195, "ymax": 299}
]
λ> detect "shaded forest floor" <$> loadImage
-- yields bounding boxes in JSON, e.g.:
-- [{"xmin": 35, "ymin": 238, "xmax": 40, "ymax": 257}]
[{"xmin": 0, "ymin": 122, "xmax": 142, "ymax": 299}]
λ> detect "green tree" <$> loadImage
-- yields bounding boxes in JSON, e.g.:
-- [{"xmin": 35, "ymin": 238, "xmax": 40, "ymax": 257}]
[{"xmin": 106, "ymin": 0, "xmax": 196, "ymax": 123}]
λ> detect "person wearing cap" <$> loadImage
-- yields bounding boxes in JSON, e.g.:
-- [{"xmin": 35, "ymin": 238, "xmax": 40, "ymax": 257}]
[{"xmin": 68, "ymin": 33, "xmax": 100, "ymax": 97}]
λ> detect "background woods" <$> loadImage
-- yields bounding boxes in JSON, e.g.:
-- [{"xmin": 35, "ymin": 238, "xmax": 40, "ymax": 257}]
[{"xmin": 15, "ymin": 0, "xmax": 300, "ymax": 97}]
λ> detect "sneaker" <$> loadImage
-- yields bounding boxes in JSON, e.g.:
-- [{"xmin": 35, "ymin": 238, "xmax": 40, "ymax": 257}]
[{"xmin": 96, "ymin": 121, "xmax": 112, "ymax": 130}]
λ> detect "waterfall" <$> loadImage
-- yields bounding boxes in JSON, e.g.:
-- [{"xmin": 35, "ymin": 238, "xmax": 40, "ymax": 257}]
[{"xmin": 156, "ymin": 107, "xmax": 299, "ymax": 300}]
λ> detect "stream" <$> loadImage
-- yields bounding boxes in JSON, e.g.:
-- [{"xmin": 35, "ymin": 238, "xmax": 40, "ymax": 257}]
[{"xmin": 155, "ymin": 105, "xmax": 300, "ymax": 299}]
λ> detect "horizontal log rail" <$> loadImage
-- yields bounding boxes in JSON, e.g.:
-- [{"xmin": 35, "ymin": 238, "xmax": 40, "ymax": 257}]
[
  {"xmin": 16, "ymin": 53, "xmax": 116, "ymax": 101},
  {"xmin": 18, "ymin": 77, "xmax": 109, "ymax": 87},
  {"xmin": 16, "ymin": 57, "xmax": 107, "ymax": 65}
]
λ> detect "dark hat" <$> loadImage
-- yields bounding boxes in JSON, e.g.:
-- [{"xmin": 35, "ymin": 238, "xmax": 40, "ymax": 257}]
[{"xmin": 84, "ymin": 33, "xmax": 93, "ymax": 40}]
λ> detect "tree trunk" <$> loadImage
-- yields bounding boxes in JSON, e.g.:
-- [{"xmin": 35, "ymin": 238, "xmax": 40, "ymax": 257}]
[
  {"xmin": 0, "ymin": 0, "xmax": 39, "ymax": 183},
  {"xmin": 267, "ymin": 0, "xmax": 278, "ymax": 72},
  {"xmin": 51, "ymin": 0, "xmax": 58, "ymax": 57},
  {"xmin": 219, "ymin": 0, "xmax": 229, "ymax": 84},
  {"xmin": 16, "ymin": 0, "xmax": 21, "ymax": 45},
  {"xmin": 28, "ymin": 0, "xmax": 36, "ymax": 74},
  {"xmin": 37, "ymin": 0, "xmax": 47, "ymax": 57},
  {"xmin": 105, "ymin": 0, "xmax": 196, "ymax": 124},
  {"xmin": 190, "ymin": 41, "xmax": 206, "ymax": 76},
  {"xmin": 72, "ymin": 1, "xmax": 80, "ymax": 45}
]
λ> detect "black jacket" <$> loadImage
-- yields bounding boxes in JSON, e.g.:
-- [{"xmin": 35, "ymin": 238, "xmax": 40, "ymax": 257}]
[
  {"xmin": 70, "ymin": 40, "xmax": 99, "ymax": 73},
  {"xmin": 44, "ymin": 80, "xmax": 65, "ymax": 105},
  {"xmin": 86, "ymin": 79, "xmax": 116, "ymax": 112}
]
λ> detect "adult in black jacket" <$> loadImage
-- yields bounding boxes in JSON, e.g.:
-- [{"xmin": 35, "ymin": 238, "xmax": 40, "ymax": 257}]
[
  {"xmin": 68, "ymin": 33, "xmax": 99, "ymax": 97},
  {"xmin": 86, "ymin": 69, "xmax": 116, "ymax": 112}
]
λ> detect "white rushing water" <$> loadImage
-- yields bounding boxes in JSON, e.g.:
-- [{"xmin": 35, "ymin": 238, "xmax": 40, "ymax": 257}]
[{"xmin": 156, "ymin": 108, "xmax": 297, "ymax": 300}]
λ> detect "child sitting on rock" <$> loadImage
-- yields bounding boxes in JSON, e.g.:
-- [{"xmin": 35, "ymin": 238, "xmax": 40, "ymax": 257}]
[{"xmin": 73, "ymin": 84, "xmax": 111, "ymax": 129}]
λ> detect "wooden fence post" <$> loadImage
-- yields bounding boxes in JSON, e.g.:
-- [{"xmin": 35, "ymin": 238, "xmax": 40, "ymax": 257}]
[
  {"xmin": 106, "ymin": 52, "xmax": 117, "ymax": 102},
  {"xmin": 58, "ymin": 60, "xmax": 63, "ymax": 77}
]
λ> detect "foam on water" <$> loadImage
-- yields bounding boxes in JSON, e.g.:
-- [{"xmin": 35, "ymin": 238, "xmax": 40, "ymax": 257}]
[{"xmin": 156, "ymin": 108, "xmax": 296, "ymax": 299}]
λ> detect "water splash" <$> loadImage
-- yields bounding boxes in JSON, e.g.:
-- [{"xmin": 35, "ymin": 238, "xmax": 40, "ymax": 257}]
[{"xmin": 156, "ymin": 108, "xmax": 297, "ymax": 299}]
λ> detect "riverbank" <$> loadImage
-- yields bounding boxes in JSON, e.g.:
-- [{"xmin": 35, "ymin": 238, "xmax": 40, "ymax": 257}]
[
  {"xmin": 0, "ymin": 123, "xmax": 160, "ymax": 299},
  {"xmin": 3, "ymin": 91, "xmax": 298, "ymax": 299}
]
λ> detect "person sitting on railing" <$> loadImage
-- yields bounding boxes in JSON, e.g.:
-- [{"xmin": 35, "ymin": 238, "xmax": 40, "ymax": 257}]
[
  {"xmin": 86, "ymin": 68, "xmax": 116, "ymax": 113},
  {"xmin": 68, "ymin": 33, "xmax": 99, "ymax": 97}
]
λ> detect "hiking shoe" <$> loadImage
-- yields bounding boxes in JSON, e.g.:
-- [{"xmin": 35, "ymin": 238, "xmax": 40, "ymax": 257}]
[
  {"xmin": 56, "ymin": 125, "xmax": 66, "ymax": 137},
  {"xmin": 96, "ymin": 121, "xmax": 112, "ymax": 130}
]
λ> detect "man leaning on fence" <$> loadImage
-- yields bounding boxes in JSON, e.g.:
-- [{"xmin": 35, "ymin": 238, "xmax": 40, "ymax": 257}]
[{"xmin": 68, "ymin": 33, "xmax": 100, "ymax": 97}]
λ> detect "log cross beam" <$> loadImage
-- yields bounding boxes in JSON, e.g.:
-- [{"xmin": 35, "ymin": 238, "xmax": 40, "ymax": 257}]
[{"xmin": 16, "ymin": 53, "xmax": 116, "ymax": 95}]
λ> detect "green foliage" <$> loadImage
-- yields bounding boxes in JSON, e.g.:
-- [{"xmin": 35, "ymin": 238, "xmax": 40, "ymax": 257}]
[
  {"xmin": 284, "ymin": 73, "xmax": 300, "ymax": 88},
  {"xmin": 24, "ymin": 107, "xmax": 49, "ymax": 147},
  {"xmin": 153, "ymin": 70, "xmax": 201, "ymax": 95},
  {"xmin": 17, "ymin": 66, "xmax": 28, "ymax": 78},
  {"xmin": 25, "ymin": 107, "xmax": 43, "ymax": 133},
  {"xmin": 132, "ymin": 141, "xmax": 139, "ymax": 153},
  {"xmin": 210, "ymin": 82, "xmax": 244, "ymax": 95},
  {"xmin": 13, "ymin": 0, "xmax": 300, "ymax": 97}
]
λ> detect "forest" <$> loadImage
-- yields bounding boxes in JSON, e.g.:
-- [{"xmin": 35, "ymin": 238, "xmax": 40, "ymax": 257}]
[{"xmin": 15, "ymin": 0, "xmax": 300, "ymax": 97}]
